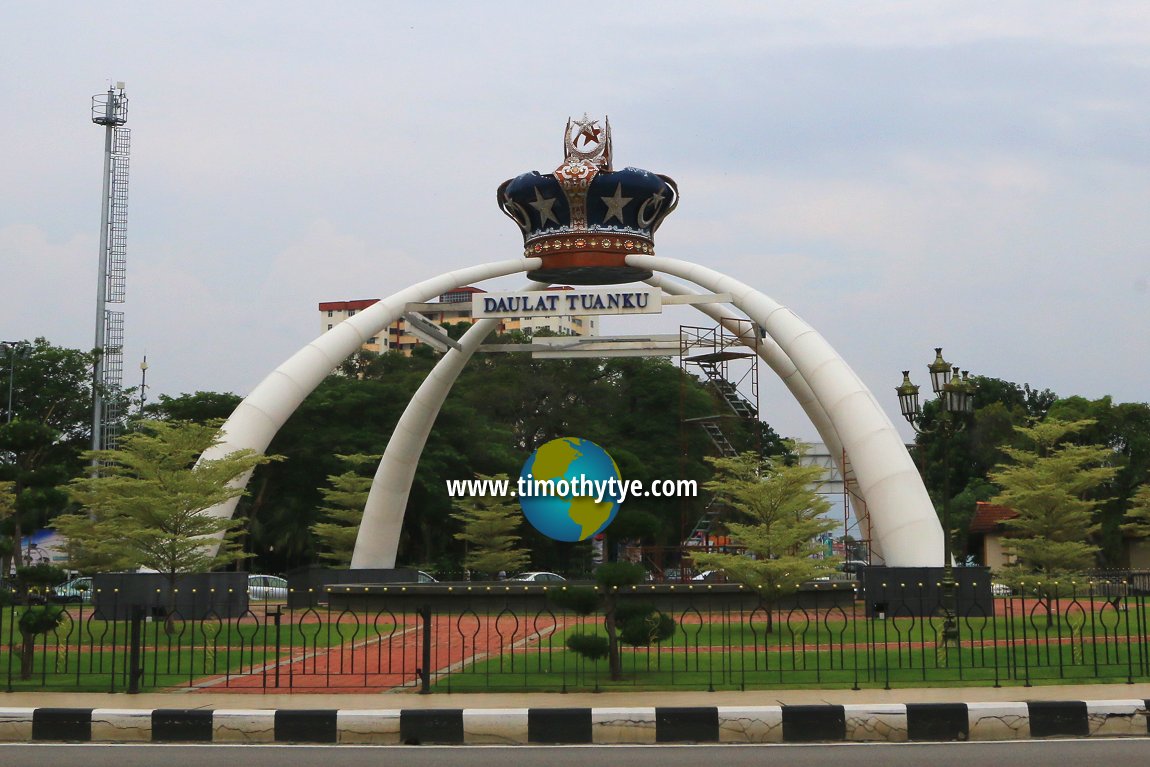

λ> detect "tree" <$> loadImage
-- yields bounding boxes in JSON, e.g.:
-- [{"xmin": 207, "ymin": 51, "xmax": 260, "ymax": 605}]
[
  {"xmin": 1044, "ymin": 397, "xmax": 1150, "ymax": 565},
  {"xmin": 691, "ymin": 447, "xmax": 838, "ymax": 620},
  {"xmin": 550, "ymin": 562, "xmax": 674, "ymax": 681},
  {"xmin": 11, "ymin": 563, "xmax": 67, "ymax": 679},
  {"xmin": 310, "ymin": 454, "xmax": 379, "ymax": 566},
  {"xmin": 988, "ymin": 419, "xmax": 1116, "ymax": 578},
  {"xmin": 52, "ymin": 420, "xmax": 279, "ymax": 620},
  {"xmin": 450, "ymin": 474, "xmax": 529, "ymax": 577},
  {"xmin": 0, "ymin": 339, "xmax": 102, "ymax": 574},
  {"xmin": 0, "ymin": 480, "xmax": 14, "ymax": 565},
  {"xmin": 1121, "ymin": 484, "xmax": 1150, "ymax": 542},
  {"xmin": 146, "ymin": 391, "xmax": 243, "ymax": 423}
]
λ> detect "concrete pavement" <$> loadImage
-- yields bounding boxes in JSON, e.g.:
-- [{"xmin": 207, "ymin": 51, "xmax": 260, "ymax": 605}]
[{"xmin": 4, "ymin": 680, "xmax": 1150, "ymax": 709}]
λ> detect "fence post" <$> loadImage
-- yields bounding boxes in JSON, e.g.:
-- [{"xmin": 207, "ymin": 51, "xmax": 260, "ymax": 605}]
[
  {"xmin": 265, "ymin": 606, "xmax": 282, "ymax": 690},
  {"xmin": 127, "ymin": 605, "xmax": 144, "ymax": 694},
  {"xmin": 419, "ymin": 604, "xmax": 432, "ymax": 693}
]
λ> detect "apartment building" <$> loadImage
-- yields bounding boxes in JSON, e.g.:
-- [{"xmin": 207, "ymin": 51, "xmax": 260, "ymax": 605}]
[{"xmin": 318, "ymin": 285, "xmax": 598, "ymax": 356}]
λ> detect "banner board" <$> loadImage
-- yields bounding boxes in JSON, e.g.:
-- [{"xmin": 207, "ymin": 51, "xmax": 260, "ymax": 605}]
[{"xmin": 472, "ymin": 288, "xmax": 662, "ymax": 319}]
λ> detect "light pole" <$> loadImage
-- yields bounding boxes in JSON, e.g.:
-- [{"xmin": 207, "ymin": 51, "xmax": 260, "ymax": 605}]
[
  {"xmin": 896, "ymin": 347, "xmax": 976, "ymax": 646},
  {"xmin": 138, "ymin": 356, "xmax": 149, "ymax": 414},
  {"xmin": 1, "ymin": 341, "xmax": 30, "ymax": 424}
]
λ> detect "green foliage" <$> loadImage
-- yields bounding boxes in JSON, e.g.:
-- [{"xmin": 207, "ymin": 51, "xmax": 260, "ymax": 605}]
[
  {"xmin": 692, "ymin": 446, "xmax": 838, "ymax": 596},
  {"xmin": 310, "ymin": 454, "xmax": 380, "ymax": 566},
  {"xmin": 912, "ymin": 376, "xmax": 1057, "ymax": 545},
  {"xmin": 1121, "ymin": 485, "xmax": 1150, "ymax": 539},
  {"xmin": 0, "ymin": 339, "xmax": 101, "ymax": 572},
  {"xmin": 615, "ymin": 601, "xmax": 675, "ymax": 647},
  {"xmin": 53, "ymin": 420, "xmax": 279, "ymax": 580},
  {"xmin": 990, "ymin": 418, "xmax": 1116, "ymax": 577},
  {"xmin": 15, "ymin": 563, "xmax": 66, "ymax": 589},
  {"xmin": 557, "ymin": 564, "xmax": 677, "ymax": 675},
  {"xmin": 146, "ymin": 392, "xmax": 243, "ymax": 423},
  {"xmin": 565, "ymin": 633, "xmax": 609, "ymax": 661},
  {"xmin": 593, "ymin": 562, "xmax": 647, "ymax": 588},
  {"xmin": 450, "ymin": 473, "xmax": 530, "ymax": 577},
  {"xmin": 547, "ymin": 585, "xmax": 600, "ymax": 616},
  {"xmin": 18, "ymin": 604, "xmax": 64, "ymax": 636}
]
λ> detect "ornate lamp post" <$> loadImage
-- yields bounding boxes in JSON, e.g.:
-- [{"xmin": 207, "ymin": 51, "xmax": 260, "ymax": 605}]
[{"xmin": 896, "ymin": 347, "xmax": 976, "ymax": 646}]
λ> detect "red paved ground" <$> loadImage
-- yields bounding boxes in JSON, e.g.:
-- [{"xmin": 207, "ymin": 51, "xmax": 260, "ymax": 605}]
[{"xmin": 186, "ymin": 612, "xmax": 576, "ymax": 693}]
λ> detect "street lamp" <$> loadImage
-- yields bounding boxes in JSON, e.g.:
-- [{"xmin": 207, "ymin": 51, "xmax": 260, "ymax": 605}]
[
  {"xmin": 0, "ymin": 340, "xmax": 30, "ymax": 424},
  {"xmin": 138, "ymin": 356, "xmax": 149, "ymax": 414},
  {"xmin": 896, "ymin": 347, "xmax": 976, "ymax": 646}
]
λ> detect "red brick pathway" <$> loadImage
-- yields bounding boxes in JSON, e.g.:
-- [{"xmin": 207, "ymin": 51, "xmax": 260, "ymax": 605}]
[{"xmin": 185, "ymin": 612, "xmax": 575, "ymax": 693}]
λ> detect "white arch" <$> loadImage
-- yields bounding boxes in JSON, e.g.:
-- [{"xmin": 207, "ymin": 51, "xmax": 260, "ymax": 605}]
[
  {"xmin": 351, "ymin": 274, "xmax": 887, "ymax": 570},
  {"xmin": 351, "ymin": 275, "xmax": 850, "ymax": 568},
  {"xmin": 630, "ymin": 254, "xmax": 940, "ymax": 566},
  {"xmin": 350, "ymin": 281, "xmax": 548, "ymax": 568},
  {"xmin": 204, "ymin": 256, "xmax": 938, "ymax": 567},
  {"xmin": 196, "ymin": 257, "xmax": 542, "ymax": 536}
]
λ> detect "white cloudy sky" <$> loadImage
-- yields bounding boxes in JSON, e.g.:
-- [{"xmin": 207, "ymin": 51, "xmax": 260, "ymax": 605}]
[{"xmin": 2, "ymin": 1, "xmax": 1147, "ymax": 443}]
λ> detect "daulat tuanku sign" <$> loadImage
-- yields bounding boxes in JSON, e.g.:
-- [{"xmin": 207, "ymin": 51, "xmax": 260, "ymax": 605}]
[{"xmin": 472, "ymin": 288, "xmax": 662, "ymax": 318}]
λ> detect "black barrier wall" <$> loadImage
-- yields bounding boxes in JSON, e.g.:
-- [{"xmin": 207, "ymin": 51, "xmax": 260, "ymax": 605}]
[
  {"xmin": 91, "ymin": 572, "xmax": 249, "ymax": 620},
  {"xmin": 860, "ymin": 566, "xmax": 993, "ymax": 618}
]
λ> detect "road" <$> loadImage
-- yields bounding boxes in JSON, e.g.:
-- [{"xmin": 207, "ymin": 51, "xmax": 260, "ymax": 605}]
[{"xmin": 1, "ymin": 739, "xmax": 1148, "ymax": 767}]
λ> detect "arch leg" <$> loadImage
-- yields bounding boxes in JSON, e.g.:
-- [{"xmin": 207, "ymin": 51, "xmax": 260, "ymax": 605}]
[
  {"xmin": 632, "ymin": 255, "xmax": 940, "ymax": 567},
  {"xmin": 351, "ymin": 282, "xmax": 548, "ymax": 568},
  {"xmin": 196, "ymin": 257, "xmax": 539, "ymax": 554}
]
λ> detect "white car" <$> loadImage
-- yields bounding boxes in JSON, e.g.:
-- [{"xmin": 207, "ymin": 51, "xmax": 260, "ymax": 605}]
[
  {"xmin": 507, "ymin": 571, "xmax": 566, "ymax": 583},
  {"xmin": 247, "ymin": 574, "xmax": 289, "ymax": 601}
]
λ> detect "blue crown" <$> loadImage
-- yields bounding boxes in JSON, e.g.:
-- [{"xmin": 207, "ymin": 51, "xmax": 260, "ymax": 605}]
[{"xmin": 498, "ymin": 115, "xmax": 678, "ymax": 285}]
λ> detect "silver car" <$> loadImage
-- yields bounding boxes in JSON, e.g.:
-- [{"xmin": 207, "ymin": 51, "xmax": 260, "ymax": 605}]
[
  {"xmin": 247, "ymin": 574, "xmax": 288, "ymax": 601},
  {"xmin": 507, "ymin": 571, "xmax": 566, "ymax": 583}
]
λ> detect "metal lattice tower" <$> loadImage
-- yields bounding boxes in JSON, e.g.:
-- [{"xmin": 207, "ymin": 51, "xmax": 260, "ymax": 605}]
[{"xmin": 92, "ymin": 83, "xmax": 130, "ymax": 455}]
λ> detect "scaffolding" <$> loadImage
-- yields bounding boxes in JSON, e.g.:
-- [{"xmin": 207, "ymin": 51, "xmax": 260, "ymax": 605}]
[
  {"xmin": 802, "ymin": 443, "xmax": 876, "ymax": 564},
  {"xmin": 675, "ymin": 322, "xmax": 762, "ymax": 571}
]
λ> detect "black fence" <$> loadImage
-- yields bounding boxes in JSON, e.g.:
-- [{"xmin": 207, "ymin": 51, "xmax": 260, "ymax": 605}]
[{"xmin": 2, "ymin": 577, "xmax": 1148, "ymax": 693}]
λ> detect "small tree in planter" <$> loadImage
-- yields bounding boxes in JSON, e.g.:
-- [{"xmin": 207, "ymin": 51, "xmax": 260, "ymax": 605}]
[
  {"xmin": 12, "ymin": 563, "xmax": 67, "ymax": 679},
  {"xmin": 550, "ymin": 562, "xmax": 674, "ymax": 681}
]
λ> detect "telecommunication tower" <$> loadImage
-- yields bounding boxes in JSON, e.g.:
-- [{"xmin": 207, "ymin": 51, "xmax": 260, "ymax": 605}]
[{"xmin": 91, "ymin": 82, "xmax": 130, "ymax": 454}]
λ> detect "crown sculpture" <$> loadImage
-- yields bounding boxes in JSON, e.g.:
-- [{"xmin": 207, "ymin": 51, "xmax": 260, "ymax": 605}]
[{"xmin": 498, "ymin": 115, "xmax": 678, "ymax": 285}]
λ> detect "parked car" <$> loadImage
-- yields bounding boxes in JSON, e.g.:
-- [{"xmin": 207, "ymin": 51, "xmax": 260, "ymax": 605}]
[
  {"xmin": 507, "ymin": 571, "xmax": 566, "ymax": 583},
  {"xmin": 53, "ymin": 576, "xmax": 93, "ymax": 604},
  {"xmin": 247, "ymin": 574, "xmax": 289, "ymax": 601},
  {"xmin": 414, "ymin": 571, "xmax": 438, "ymax": 583},
  {"xmin": 991, "ymin": 582, "xmax": 1012, "ymax": 597}
]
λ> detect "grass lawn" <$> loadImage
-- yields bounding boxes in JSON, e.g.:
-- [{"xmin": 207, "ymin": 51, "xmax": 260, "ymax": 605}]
[{"xmin": 434, "ymin": 640, "xmax": 1148, "ymax": 692}]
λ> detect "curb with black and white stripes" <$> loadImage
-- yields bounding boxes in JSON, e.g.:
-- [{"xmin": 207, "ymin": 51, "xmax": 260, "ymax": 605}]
[{"xmin": 0, "ymin": 700, "xmax": 1147, "ymax": 744}]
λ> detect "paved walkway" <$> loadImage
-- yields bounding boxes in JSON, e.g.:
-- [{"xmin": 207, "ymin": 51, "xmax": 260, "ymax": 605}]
[{"xmin": 5, "ymin": 681, "xmax": 1150, "ymax": 710}]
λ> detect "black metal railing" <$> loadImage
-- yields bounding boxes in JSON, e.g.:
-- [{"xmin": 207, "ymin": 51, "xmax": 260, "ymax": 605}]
[{"xmin": 2, "ymin": 578, "xmax": 1147, "ymax": 693}]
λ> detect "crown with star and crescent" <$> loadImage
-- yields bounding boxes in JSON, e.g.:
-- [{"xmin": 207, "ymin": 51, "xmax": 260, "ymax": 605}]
[{"xmin": 498, "ymin": 115, "xmax": 678, "ymax": 285}]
